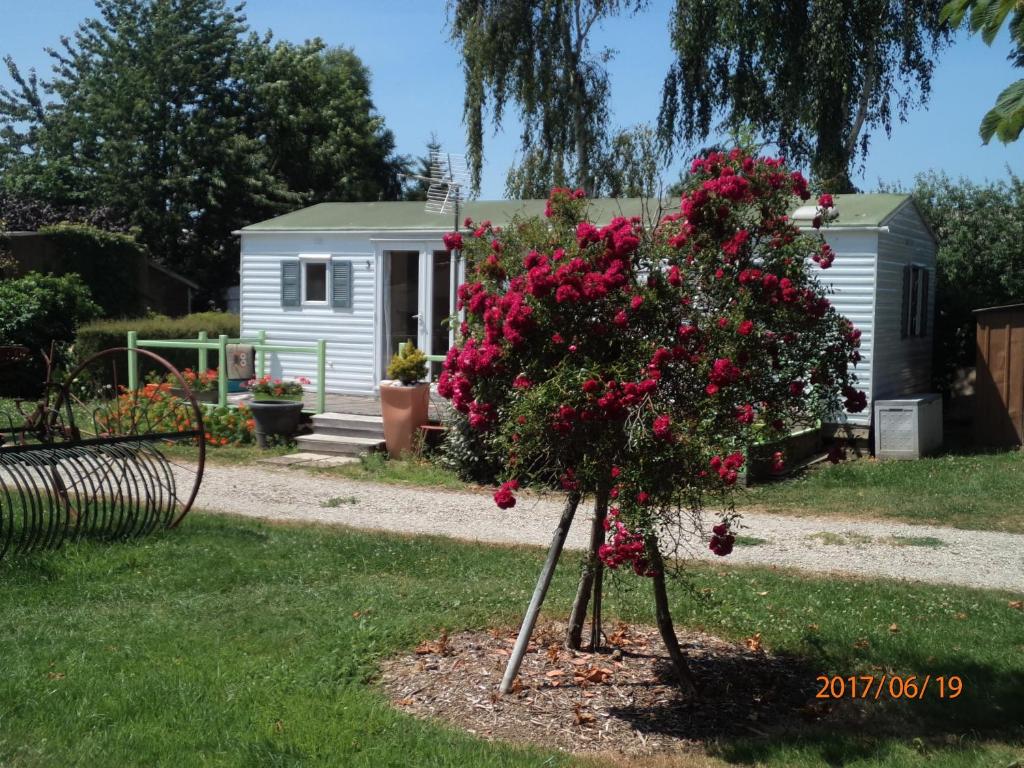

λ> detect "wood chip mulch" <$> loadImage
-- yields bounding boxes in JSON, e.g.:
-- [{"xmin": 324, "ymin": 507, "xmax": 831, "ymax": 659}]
[{"xmin": 379, "ymin": 621, "xmax": 838, "ymax": 759}]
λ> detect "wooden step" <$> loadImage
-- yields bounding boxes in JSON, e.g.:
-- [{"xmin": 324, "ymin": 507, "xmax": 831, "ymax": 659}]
[
  {"xmin": 311, "ymin": 412, "xmax": 384, "ymax": 439},
  {"xmin": 294, "ymin": 433, "xmax": 384, "ymax": 457}
]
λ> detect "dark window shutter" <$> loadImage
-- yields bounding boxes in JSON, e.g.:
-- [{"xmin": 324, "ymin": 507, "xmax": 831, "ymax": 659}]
[
  {"xmin": 281, "ymin": 260, "xmax": 300, "ymax": 307},
  {"xmin": 331, "ymin": 258, "xmax": 353, "ymax": 309},
  {"xmin": 909, "ymin": 267, "xmax": 920, "ymax": 337},
  {"xmin": 900, "ymin": 264, "xmax": 911, "ymax": 339},
  {"xmin": 919, "ymin": 269, "xmax": 930, "ymax": 337}
]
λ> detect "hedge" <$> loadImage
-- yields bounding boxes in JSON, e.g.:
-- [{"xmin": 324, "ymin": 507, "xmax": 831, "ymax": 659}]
[
  {"xmin": 0, "ymin": 272, "xmax": 102, "ymax": 396},
  {"xmin": 37, "ymin": 224, "xmax": 148, "ymax": 318},
  {"xmin": 75, "ymin": 312, "xmax": 241, "ymax": 380}
]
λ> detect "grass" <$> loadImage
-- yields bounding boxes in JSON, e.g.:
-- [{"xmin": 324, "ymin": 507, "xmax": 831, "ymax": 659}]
[
  {"xmin": 312, "ymin": 451, "xmax": 469, "ymax": 489},
  {"xmin": 742, "ymin": 449, "xmax": 1024, "ymax": 534},
  {"xmin": 734, "ymin": 535, "xmax": 770, "ymax": 547},
  {"xmin": 161, "ymin": 441, "xmax": 294, "ymax": 464},
  {"xmin": 1, "ymin": 515, "xmax": 1021, "ymax": 767},
  {"xmin": 321, "ymin": 495, "xmax": 359, "ymax": 508},
  {"xmin": 886, "ymin": 536, "xmax": 946, "ymax": 549},
  {"xmin": 808, "ymin": 531, "xmax": 875, "ymax": 546}
]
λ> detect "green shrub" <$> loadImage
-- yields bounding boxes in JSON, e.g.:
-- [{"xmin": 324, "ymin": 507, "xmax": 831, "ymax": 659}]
[
  {"xmin": 386, "ymin": 341, "xmax": 428, "ymax": 384},
  {"xmin": 75, "ymin": 312, "xmax": 240, "ymax": 382},
  {"xmin": 37, "ymin": 224, "xmax": 148, "ymax": 318},
  {"xmin": 437, "ymin": 412, "xmax": 501, "ymax": 485},
  {"xmin": 0, "ymin": 272, "xmax": 101, "ymax": 396}
]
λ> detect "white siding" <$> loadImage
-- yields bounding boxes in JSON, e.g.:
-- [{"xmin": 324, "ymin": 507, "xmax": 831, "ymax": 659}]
[
  {"xmin": 814, "ymin": 229, "xmax": 879, "ymax": 426},
  {"xmin": 240, "ymin": 232, "xmax": 379, "ymax": 394},
  {"xmin": 873, "ymin": 202, "xmax": 937, "ymax": 401}
]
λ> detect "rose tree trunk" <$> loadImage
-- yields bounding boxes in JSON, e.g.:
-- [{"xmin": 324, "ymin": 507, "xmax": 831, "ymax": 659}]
[
  {"xmin": 645, "ymin": 535, "xmax": 698, "ymax": 694},
  {"xmin": 565, "ymin": 486, "xmax": 609, "ymax": 650}
]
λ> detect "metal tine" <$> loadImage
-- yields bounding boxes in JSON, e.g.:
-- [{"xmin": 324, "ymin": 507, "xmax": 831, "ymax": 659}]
[
  {"xmin": 0, "ymin": 458, "xmax": 20, "ymax": 558},
  {"xmin": 135, "ymin": 442, "xmax": 173, "ymax": 534},
  {"xmin": 39, "ymin": 450, "xmax": 71, "ymax": 551},
  {"xmin": 5, "ymin": 456, "xmax": 46, "ymax": 554},
  {"xmin": 100, "ymin": 444, "xmax": 134, "ymax": 541},
  {"xmin": 109, "ymin": 442, "xmax": 148, "ymax": 539},
  {"xmin": 55, "ymin": 446, "xmax": 97, "ymax": 542}
]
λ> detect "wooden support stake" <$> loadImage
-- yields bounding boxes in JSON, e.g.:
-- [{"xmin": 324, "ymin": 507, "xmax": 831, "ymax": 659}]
[{"xmin": 499, "ymin": 492, "xmax": 581, "ymax": 694}]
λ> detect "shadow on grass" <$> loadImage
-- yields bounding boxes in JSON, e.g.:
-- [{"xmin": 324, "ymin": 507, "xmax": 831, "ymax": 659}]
[{"xmin": 607, "ymin": 645, "xmax": 1024, "ymax": 765}]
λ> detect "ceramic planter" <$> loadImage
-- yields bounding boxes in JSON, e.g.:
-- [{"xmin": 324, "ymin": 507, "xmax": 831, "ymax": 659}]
[
  {"xmin": 252, "ymin": 392, "xmax": 304, "ymax": 402},
  {"xmin": 248, "ymin": 399, "xmax": 304, "ymax": 448},
  {"xmin": 379, "ymin": 380, "xmax": 430, "ymax": 458}
]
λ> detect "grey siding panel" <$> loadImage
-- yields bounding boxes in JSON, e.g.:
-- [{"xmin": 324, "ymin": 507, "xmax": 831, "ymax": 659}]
[
  {"xmin": 815, "ymin": 230, "xmax": 878, "ymax": 426},
  {"xmin": 240, "ymin": 233, "xmax": 380, "ymax": 395},
  {"xmin": 874, "ymin": 204, "xmax": 937, "ymax": 401}
]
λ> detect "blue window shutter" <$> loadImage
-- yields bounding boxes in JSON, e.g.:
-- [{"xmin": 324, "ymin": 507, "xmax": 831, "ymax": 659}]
[
  {"xmin": 281, "ymin": 260, "xmax": 300, "ymax": 307},
  {"xmin": 331, "ymin": 258, "xmax": 353, "ymax": 309}
]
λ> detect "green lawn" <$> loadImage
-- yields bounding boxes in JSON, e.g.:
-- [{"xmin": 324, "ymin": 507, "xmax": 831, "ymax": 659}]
[
  {"xmin": 312, "ymin": 451, "xmax": 468, "ymax": 489},
  {"xmin": 1, "ymin": 515, "xmax": 1021, "ymax": 767},
  {"xmin": 742, "ymin": 450, "xmax": 1024, "ymax": 533}
]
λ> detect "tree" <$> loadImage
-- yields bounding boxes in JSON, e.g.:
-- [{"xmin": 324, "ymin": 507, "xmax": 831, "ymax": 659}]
[
  {"xmin": 448, "ymin": 0, "xmax": 648, "ymax": 195},
  {"xmin": 0, "ymin": 1, "xmax": 407, "ymax": 301},
  {"xmin": 941, "ymin": 0, "xmax": 1024, "ymax": 143},
  {"xmin": 437, "ymin": 148, "xmax": 864, "ymax": 691},
  {"xmin": 885, "ymin": 170, "xmax": 1024, "ymax": 388},
  {"xmin": 403, "ymin": 135, "xmax": 444, "ymax": 201},
  {"xmin": 658, "ymin": 1, "xmax": 951, "ymax": 192},
  {"xmin": 239, "ymin": 37, "xmax": 409, "ymax": 203},
  {"xmin": 0, "ymin": 0, "xmax": 278, "ymax": 298},
  {"xmin": 505, "ymin": 124, "xmax": 667, "ymax": 199},
  {"xmin": 597, "ymin": 125, "xmax": 666, "ymax": 198}
]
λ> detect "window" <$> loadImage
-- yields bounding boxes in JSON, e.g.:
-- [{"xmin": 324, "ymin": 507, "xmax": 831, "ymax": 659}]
[
  {"xmin": 303, "ymin": 260, "xmax": 328, "ymax": 303},
  {"xmin": 900, "ymin": 264, "xmax": 930, "ymax": 339},
  {"xmin": 281, "ymin": 257, "xmax": 353, "ymax": 309}
]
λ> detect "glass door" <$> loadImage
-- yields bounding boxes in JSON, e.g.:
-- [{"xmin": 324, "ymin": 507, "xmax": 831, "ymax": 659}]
[
  {"xmin": 429, "ymin": 250, "xmax": 454, "ymax": 379},
  {"xmin": 385, "ymin": 251, "xmax": 420, "ymax": 367}
]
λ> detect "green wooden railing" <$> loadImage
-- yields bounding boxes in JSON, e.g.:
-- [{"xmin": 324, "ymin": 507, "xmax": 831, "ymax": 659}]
[{"xmin": 126, "ymin": 330, "xmax": 327, "ymax": 413}]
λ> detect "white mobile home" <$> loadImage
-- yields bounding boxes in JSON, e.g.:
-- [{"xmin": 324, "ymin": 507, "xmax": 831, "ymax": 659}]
[{"xmin": 237, "ymin": 194, "xmax": 936, "ymax": 428}]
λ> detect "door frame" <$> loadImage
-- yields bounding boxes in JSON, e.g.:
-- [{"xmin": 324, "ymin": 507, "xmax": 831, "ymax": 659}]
[{"xmin": 371, "ymin": 238, "xmax": 452, "ymax": 385}]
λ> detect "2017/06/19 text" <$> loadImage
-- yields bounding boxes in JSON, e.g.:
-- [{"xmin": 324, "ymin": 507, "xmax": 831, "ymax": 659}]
[{"xmin": 815, "ymin": 675, "xmax": 963, "ymax": 700}]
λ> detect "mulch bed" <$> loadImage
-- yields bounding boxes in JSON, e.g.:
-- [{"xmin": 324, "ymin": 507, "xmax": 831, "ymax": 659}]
[{"xmin": 379, "ymin": 621, "xmax": 846, "ymax": 759}]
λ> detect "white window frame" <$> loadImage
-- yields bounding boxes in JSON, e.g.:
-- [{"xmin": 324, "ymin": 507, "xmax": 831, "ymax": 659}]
[{"xmin": 299, "ymin": 253, "xmax": 331, "ymax": 306}]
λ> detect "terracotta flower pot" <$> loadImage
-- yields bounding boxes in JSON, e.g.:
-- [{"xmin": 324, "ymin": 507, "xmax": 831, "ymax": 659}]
[
  {"xmin": 379, "ymin": 380, "xmax": 430, "ymax": 458},
  {"xmin": 248, "ymin": 399, "xmax": 304, "ymax": 448}
]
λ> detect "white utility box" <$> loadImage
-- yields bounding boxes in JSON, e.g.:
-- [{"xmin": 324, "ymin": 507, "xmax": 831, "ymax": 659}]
[{"xmin": 873, "ymin": 394, "xmax": 943, "ymax": 459}]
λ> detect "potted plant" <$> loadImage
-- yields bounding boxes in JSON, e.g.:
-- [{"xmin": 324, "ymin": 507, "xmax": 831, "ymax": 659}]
[
  {"xmin": 245, "ymin": 374, "xmax": 309, "ymax": 448},
  {"xmin": 246, "ymin": 374, "xmax": 310, "ymax": 402},
  {"xmin": 379, "ymin": 342, "xmax": 429, "ymax": 458},
  {"xmin": 151, "ymin": 368, "xmax": 220, "ymax": 403}
]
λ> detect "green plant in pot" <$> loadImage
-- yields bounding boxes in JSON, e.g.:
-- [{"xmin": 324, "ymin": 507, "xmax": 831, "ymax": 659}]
[
  {"xmin": 380, "ymin": 342, "xmax": 430, "ymax": 458},
  {"xmin": 246, "ymin": 374, "xmax": 309, "ymax": 448}
]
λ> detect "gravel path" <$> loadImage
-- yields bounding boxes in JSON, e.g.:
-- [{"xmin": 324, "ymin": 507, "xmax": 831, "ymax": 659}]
[{"xmin": 189, "ymin": 463, "xmax": 1024, "ymax": 593}]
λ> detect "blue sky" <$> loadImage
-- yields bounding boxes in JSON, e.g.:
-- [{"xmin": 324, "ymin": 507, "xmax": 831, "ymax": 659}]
[{"xmin": 3, "ymin": 0, "xmax": 1022, "ymax": 199}]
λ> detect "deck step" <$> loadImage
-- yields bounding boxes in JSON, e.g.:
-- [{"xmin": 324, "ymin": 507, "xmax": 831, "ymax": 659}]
[
  {"xmin": 311, "ymin": 412, "xmax": 385, "ymax": 439},
  {"xmin": 294, "ymin": 433, "xmax": 384, "ymax": 457}
]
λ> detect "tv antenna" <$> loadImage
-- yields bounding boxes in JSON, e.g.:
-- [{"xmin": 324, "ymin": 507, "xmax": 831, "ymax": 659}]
[{"xmin": 400, "ymin": 149, "xmax": 471, "ymax": 232}]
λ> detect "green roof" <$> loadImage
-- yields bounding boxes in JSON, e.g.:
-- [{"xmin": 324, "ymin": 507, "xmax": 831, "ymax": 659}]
[{"xmin": 241, "ymin": 193, "xmax": 912, "ymax": 232}]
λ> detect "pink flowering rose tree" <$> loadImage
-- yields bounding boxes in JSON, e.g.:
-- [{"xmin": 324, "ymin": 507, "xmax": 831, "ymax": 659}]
[{"xmin": 438, "ymin": 153, "xmax": 864, "ymax": 693}]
